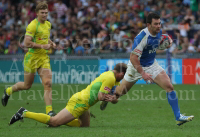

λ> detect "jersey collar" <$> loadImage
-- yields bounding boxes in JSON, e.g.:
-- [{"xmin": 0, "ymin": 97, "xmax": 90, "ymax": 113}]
[{"xmin": 144, "ymin": 27, "xmax": 157, "ymax": 37}]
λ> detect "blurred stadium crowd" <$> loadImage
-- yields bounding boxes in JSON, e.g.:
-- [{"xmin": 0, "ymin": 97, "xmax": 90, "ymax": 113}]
[{"xmin": 0, "ymin": 0, "xmax": 199, "ymax": 55}]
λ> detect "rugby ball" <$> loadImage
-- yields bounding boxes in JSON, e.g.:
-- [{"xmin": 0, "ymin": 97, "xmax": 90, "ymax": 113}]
[{"xmin": 158, "ymin": 34, "xmax": 170, "ymax": 50}]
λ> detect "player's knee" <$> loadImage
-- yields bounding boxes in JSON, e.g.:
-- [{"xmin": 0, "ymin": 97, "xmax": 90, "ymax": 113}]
[
  {"xmin": 166, "ymin": 83, "xmax": 174, "ymax": 92},
  {"xmin": 80, "ymin": 111, "xmax": 90, "ymax": 127},
  {"xmin": 51, "ymin": 123, "xmax": 60, "ymax": 127},
  {"xmin": 83, "ymin": 111, "xmax": 90, "ymax": 118},
  {"xmin": 80, "ymin": 120, "xmax": 90, "ymax": 127},
  {"xmin": 44, "ymin": 80, "xmax": 52, "ymax": 88},
  {"xmin": 50, "ymin": 118, "xmax": 60, "ymax": 127},
  {"xmin": 24, "ymin": 84, "xmax": 32, "ymax": 90}
]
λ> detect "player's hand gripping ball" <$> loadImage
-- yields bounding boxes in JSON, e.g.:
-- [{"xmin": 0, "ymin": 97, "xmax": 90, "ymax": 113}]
[{"xmin": 158, "ymin": 34, "xmax": 171, "ymax": 50}]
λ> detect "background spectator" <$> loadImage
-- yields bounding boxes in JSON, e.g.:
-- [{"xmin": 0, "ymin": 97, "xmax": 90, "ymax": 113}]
[{"xmin": 0, "ymin": 0, "xmax": 199, "ymax": 55}]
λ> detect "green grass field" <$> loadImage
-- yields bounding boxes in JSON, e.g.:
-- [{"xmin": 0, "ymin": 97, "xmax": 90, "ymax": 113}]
[{"xmin": 0, "ymin": 84, "xmax": 199, "ymax": 137}]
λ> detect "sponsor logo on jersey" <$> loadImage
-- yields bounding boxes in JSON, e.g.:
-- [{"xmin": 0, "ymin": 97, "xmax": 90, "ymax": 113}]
[
  {"xmin": 149, "ymin": 48, "xmax": 157, "ymax": 54},
  {"xmin": 104, "ymin": 87, "xmax": 111, "ymax": 92},
  {"xmin": 38, "ymin": 37, "xmax": 47, "ymax": 40}
]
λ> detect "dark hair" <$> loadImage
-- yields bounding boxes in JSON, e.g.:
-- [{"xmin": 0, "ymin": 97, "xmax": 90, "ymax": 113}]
[
  {"xmin": 146, "ymin": 12, "xmax": 160, "ymax": 24},
  {"xmin": 114, "ymin": 63, "xmax": 127, "ymax": 74}
]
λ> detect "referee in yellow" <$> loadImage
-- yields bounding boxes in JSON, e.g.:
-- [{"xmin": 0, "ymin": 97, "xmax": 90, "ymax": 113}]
[{"xmin": 2, "ymin": 2, "xmax": 56, "ymax": 116}]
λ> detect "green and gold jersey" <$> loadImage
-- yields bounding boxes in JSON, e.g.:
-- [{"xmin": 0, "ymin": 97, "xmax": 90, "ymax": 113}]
[
  {"xmin": 25, "ymin": 18, "xmax": 51, "ymax": 54},
  {"xmin": 79, "ymin": 71, "xmax": 120, "ymax": 107}
]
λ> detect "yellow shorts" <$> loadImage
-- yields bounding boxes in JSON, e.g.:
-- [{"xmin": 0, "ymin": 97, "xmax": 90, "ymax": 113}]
[
  {"xmin": 24, "ymin": 52, "xmax": 51, "ymax": 73},
  {"xmin": 66, "ymin": 92, "xmax": 89, "ymax": 118}
]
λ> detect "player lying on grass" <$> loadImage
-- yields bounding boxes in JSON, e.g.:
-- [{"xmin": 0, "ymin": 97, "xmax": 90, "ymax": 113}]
[{"xmin": 9, "ymin": 63, "xmax": 127, "ymax": 127}]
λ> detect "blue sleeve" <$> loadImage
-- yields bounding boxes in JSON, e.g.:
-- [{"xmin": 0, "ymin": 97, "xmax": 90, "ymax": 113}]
[
  {"xmin": 132, "ymin": 31, "xmax": 146, "ymax": 50},
  {"xmin": 131, "ymin": 31, "xmax": 147, "ymax": 57}
]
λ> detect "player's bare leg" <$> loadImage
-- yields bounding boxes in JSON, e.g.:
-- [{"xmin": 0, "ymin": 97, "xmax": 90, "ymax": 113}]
[
  {"xmin": 38, "ymin": 68, "xmax": 52, "ymax": 106},
  {"xmin": 79, "ymin": 110, "xmax": 90, "ymax": 127},
  {"xmin": 9, "ymin": 107, "xmax": 76, "ymax": 127},
  {"xmin": 153, "ymin": 70, "xmax": 194, "ymax": 126},
  {"xmin": 115, "ymin": 79, "xmax": 136, "ymax": 96},
  {"xmin": 153, "ymin": 70, "xmax": 173, "ymax": 92},
  {"xmin": 48, "ymin": 108, "xmax": 76, "ymax": 127},
  {"xmin": 37, "ymin": 68, "xmax": 54, "ymax": 115},
  {"xmin": 2, "ymin": 72, "xmax": 35, "ymax": 106},
  {"xmin": 13, "ymin": 72, "xmax": 35, "ymax": 91},
  {"xmin": 100, "ymin": 79, "xmax": 135, "ymax": 110}
]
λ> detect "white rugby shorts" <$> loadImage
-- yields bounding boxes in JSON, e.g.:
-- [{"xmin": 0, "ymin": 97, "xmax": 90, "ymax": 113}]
[{"xmin": 124, "ymin": 60, "xmax": 164, "ymax": 82}]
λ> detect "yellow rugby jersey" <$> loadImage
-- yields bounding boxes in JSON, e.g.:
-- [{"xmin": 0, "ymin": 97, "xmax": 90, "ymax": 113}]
[
  {"xmin": 79, "ymin": 71, "xmax": 120, "ymax": 107},
  {"xmin": 25, "ymin": 18, "xmax": 51, "ymax": 54}
]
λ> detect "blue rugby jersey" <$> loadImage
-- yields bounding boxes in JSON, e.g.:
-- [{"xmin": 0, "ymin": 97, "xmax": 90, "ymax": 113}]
[{"xmin": 131, "ymin": 27, "xmax": 162, "ymax": 67}]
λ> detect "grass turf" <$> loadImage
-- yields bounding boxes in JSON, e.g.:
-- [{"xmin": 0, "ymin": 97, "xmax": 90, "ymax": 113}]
[{"xmin": 0, "ymin": 84, "xmax": 199, "ymax": 137}]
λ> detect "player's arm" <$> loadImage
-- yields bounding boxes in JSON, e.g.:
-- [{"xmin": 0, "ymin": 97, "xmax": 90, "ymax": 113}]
[
  {"xmin": 130, "ymin": 53, "xmax": 144, "ymax": 75},
  {"xmin": 24, "ymin": 23, "xmax": 51, "ymax": 49},
  {"xmin": 24, "ymin": 35, "xmax": 51, "ymax": 49},
  {"xmin": 130, "ymin": 53, "xmax": 153, "ymax": 84},
  {"xmin": 98, "ymin": 77, "xmax": 116, "ymax": 102},
  {"xmin": 98, "ymin": 92, "xmax": 118, "ymax": 102},
  {"xmin": 131, "ymin": 36, "xmax": 153, "ymax": 84},
  {"xmin": 98, "ymin": 91, "xmax": 117, "ymax": 102},
  {"xmin": 48, "ymin": 39, "xmax": 53, "ymax": 44},
  {"xmin": 110, "ymin": 94, "xmax": 118, "ymax": 104},
  {"xmin": 48, "ymin": 39, "xmax": 56, "ymax": 49},
  {"xmin": 98, "ymin": 92, "xmax": 108, "ymax": 101},
  {"xmin": 130, "ymin": 36, "xmax": 146, "ymax": 75},
  {"xmin": 109, "ymin": 86, "xmax": 118, "ymax": 104},
  {"xmin": 99, "ymin": 84, "xmax": 118, "ymax": 110}
]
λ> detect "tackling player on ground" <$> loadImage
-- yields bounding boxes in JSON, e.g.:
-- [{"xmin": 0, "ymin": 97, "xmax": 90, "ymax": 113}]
[
  {"xmin": 2, "ymin": 2, "xmax": 56, "ymax": 116},
  {"xmin": 9, "ymin": 63, "xmax": 126, "ymax": 127}
]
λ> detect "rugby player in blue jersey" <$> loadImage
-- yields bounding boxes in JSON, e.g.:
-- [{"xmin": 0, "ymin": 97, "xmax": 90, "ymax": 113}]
[{"xmin": 114, "ymin": 12, "xmax": 194, "ymax": 126}]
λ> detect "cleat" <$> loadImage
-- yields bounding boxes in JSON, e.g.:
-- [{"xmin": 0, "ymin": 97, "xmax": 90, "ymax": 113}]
[
  {"xmin": 2, "ymin": 89, "xmax": 10, "ymax": 106},
  {"xmin": 9, "ymin": 107, "xmax": 27, "ymax": 125},
  {"xmin": 48, "ymin": 111, "xmax": 56, "ymax": 117},
  {"xmin": 100, "ymin": 101, "xmax": 108, "ymax": 110},
  {"xmin": 176, "ymin": 114, "xmax": 194, "ymax": 126}
]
